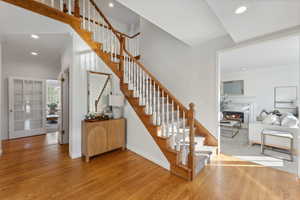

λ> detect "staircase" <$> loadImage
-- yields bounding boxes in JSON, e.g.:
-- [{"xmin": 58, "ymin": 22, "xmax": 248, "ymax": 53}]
[{"xmin": 3, "ymin": 0, "xmax": 218, "ymax": 181}]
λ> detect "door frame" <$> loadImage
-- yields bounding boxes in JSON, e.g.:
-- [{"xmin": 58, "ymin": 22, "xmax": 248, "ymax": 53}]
[
  {"xmin": 59, "ymin": 68, "xmax": 70, "ymax": 144},
  {"xmin": 8, "ymin": 77, "xmax": 47, "ymax": 139}
]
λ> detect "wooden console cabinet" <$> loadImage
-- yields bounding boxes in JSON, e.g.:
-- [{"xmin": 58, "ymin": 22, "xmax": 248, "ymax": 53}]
[{"xmin": 82, "ymin": 118, "xmax": 126, "ymax": 162}]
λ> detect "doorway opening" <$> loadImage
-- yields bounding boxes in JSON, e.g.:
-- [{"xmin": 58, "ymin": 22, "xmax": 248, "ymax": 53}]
[
  {"xmin": 2, "ymin": 33, "xmax": 71, "ymax": 155},
  {"xmin": 217, "ymin": 36, "xmax": 300, "ymax": 175}
]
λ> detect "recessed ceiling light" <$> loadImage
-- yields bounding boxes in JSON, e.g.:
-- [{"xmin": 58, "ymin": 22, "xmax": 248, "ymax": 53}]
[
  {"xmin": 31, "ymin": 52, "xmax": 39, "ymax": 56},
  {"xmin": 241, "ymin": 67, "xmax": 247, "ymax": 71},
  {"xmin": 235, "ymin": 6, "xmax": 247, "ymax": 14},
  {"xmin": 31, "ymin": 34, "xmax": 39, "ymax": 39},
  {"xmin": 108, "ymin": 2, "xmax": 114, "ymax": 8}
]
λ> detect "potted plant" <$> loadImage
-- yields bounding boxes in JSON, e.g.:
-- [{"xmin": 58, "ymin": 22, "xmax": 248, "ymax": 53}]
[{"xmin": 48, "ymin": 103, "xmax": 58, "ymax": 115}]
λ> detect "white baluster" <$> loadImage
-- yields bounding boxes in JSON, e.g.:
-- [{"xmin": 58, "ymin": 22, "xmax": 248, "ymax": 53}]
[
  {"xmin": 170, "ymin": 100, "xmax": 175, "ymax": 149},
  {"xmin": 137, "ymin": 36, "xmax": 140, "ymax": 56},
  {"xmin": 149, "ymin": 78, "xmax": 152, "ymax": 115},
  {"xmin": 142, "ymin": 71, "xmax": 145, "ymax": 105},
  {"xmin": 140, "ymin": 68, "xmax": 143, "ymax": 103},
  {"xmin": 115, "ymin": 35, "xmax": 119, "ymax": 62},
  {"xmin": 51, "ymin": 0, "xmax": 54, "ymax": 7},
  {"xmin": 162, "ymin": 91, "xmax": 165, "ymax": 137},
  {"xmin": 166, "ymin": 95, "xmax": 169, "ymax": 137},
  {"xmin": 176, "ymin": 105, "xmax": 180, "ymax": 151},
  {"xmin": 110, "ymin": 32, "xmax": 114, "ymax": 61},
  {"xmin": 157, "ymin": 86, "xmax": 160, "ymax": 126},
  {"xmin": 129, "ymin": 59, "xmax": 132, "ymax": 89},
  {"xmin": 133, "ymin": 63, "xmax": 136, "ymax": 95},
  {"xmin": 137, "ymin": 64, "xmax": 140, "ymax": 98},
  {"xmin": 60, "ymin": 0, "xmax": 63, "ymax": 11},
  {"xmin": 111, "ymin": 32, "xmax": 117, "ymax": 62},
  {"xmin": 103, "ymin": 25, "xmax": 107, "ymax": 52},
  {"xmin": 153, "ymin": 82, "xmax": 156, "ymax": 125},
  {"xmin": 99, "ymin": 17, "xmax": 103, "ymax": 48},
  {"xmin": 67, "ymin": 0, "xmax": 71, "ymax": 14},
  {"xmin": 131, "ymin": 60, "xmax": 134, "ymax": 90},
  {"xmin": 82, "ymin": 0, "xmax": 86, "ymax": 29},
  {"xmin": 145, "ymin": 74, "xmax": 149, "ymax": 113},
  {"xmin": 136, "ymin": 64, "xmax": 139, "ymax": 97},
  {"xmin": 88, "ymin": 1, "xmax": 91, "ymax": 31},
  {"xmin": 139, "ymin": 68, "xmax": 142, "ymax": 104},
  {"xmin": 93, "ymin": 7, "xmax": 96, "ymax": 39},
  {"xmin": 106, "ymin": 27, "xmax": 109, "ymax": 53},
  {"xmin": 126, "ymin": 57, "xmax": 130, "ymax": 85}
]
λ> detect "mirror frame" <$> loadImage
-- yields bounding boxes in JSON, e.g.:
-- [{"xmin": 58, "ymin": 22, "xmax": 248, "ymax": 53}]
[{"xmin": 87, "ymin": 71, "xmax": 112, "ymax": 114}]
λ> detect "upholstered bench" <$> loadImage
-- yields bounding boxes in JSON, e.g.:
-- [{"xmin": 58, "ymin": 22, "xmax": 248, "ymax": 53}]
[{"xmin": 261, "ymin": 129, "xmax": 294, "ymax": 161}]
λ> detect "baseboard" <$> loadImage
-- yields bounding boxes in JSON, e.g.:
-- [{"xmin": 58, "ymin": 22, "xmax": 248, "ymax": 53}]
[
  {"xmin": 70, "ymin": 152, "xmax": 81, "ymax": 159},
  {"xmin": 127, "ymin": 144, "xmax": 170, "ymax": 170}
]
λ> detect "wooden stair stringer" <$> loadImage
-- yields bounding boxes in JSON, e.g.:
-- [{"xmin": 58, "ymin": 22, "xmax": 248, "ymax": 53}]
[
  {"xmin": 70, "ymin": 22, "xmax": 121, "ymax": 78},
  {"xmin": 2, "ymin": 0, "xmax": 80, "ymax": 25}
]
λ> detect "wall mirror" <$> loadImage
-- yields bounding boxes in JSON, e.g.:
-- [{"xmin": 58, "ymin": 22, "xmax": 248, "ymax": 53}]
[
  {"xmin": 87, "ymin": 71, "xmax": 112, "ymax": 114},
  {"xmin": 274, "ymin": 86, "xmax": 298, "ymax": 109}
]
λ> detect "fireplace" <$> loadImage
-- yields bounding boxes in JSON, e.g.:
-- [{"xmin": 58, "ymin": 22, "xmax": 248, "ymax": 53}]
[{"xmin": 223, "ymin": 111, "xmax": 244, "ymax": 123}]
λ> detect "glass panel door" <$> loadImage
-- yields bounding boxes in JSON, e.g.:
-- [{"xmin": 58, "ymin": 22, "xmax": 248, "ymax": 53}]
[{"xmin": 9, "ymin": 78, "xmax": 46, "ymax": 139}]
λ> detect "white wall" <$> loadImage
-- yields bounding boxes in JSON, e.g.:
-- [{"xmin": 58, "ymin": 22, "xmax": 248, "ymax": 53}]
[
  {"xmin": 69, "ymin": 32, "xmax": 123, "ymax": 158},
  {"xmin": 1, "ymin": 48, "xmax": 61, "ymax": 139},
  {"xmin": 139, "ymin": 18, "xmax": 234, "ymax": 135},
  {"xmin": 123, "ymin": 18, "xmax": 234, "ymax": 168},
  {"xmin": 221, "ymin": 66, "xmax": 299, "ymax": 117}
]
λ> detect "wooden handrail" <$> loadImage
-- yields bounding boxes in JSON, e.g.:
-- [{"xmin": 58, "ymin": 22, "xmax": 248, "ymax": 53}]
[
  {"xmin": 117, "ymin": 31, "xmax": 141, "ymax": 39},
  {"xmin": 77, "ymin": 14, "xmax": 140, "ymax": 39}
]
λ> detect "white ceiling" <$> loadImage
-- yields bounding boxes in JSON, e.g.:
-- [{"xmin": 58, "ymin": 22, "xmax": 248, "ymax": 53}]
[
  {"xmin": 0, "ymin": 2, "xmax": 73, "ymax": 68},
  {"xmin": 0, "ymin": 1, "xmax": 71, "ymax": 35},
  {"xmin": 116, "ymin": 0, "xmax": 300, "ymax": 45},
  {"xmin": 116, "ymin": 0, "xmax": 227, "ymax": 46},
  {"xmin": 205, "ymin": 0, "xmax": 300, "ymax": 43},
  {"xmin": 220, "ymin": 36, "xmax": 300, "ymax": 73},
  {"xmin": 2, "ymin": 33, "xmax": 70, "ymax": 65},
  {"xmin": 95, "ymin": 0, "xmax": 139, "ymax": 25}
]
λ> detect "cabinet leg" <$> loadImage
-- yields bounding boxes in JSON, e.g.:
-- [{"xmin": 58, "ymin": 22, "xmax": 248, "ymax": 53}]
[{"xmin": 85, "ymin": 156, "xmax": 90, "ymax": 162}]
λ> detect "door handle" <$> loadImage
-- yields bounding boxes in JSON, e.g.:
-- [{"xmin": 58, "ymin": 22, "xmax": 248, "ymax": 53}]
[{"xmin": 9, "ymin": 109, "xmax": 13, "ymax": 112}]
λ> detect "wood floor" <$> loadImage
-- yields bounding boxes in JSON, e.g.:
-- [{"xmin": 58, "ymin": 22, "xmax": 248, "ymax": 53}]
[{"xmin": 0, "ymin": 134, "xmax": 299, "ymax": 200}]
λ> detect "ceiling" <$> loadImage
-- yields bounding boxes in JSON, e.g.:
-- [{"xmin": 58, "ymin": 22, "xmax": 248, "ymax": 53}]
[
  {"xmin": 116, "ymin": 0, "xmax": 227, "ymax": 46},
  {"xmin": 207, "ymin": 0, "xmax": 300, "ymax": 43},
  {"xmin": 116, "ymin": 0, "xmax": 300, "ymax": 45},
  {"xmin": 95, "ymin": 0, "xmax": 139, "ymax": 25},
  {"xmin": 0, "ymin": 1, "xmax": 71, "ymax": 35},
  {"xmin": 2, "ymin": 33, "xmax": 70, "ymax": 65},
  {"xmin": 220, "ymin": 36, "xmax": 300, "ymax": 73}
]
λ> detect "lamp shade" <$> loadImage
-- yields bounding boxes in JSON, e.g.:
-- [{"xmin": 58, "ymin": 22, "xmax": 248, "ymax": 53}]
[{"xmin": 109, "ymin": 94, "xmax": 124, "ymax": 107}]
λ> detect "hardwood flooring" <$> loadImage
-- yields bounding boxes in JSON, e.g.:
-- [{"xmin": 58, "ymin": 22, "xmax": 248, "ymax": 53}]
[{"xmin": 0, "ymin": 134, "xmax": 299, "ymax": 200}]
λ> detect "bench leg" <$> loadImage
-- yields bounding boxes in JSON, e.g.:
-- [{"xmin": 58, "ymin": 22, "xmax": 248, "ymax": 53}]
[
  {"xmin": 261, "ymin": 133, "xmax": 265, "ymax": 154},
  {"xmin": 289, "ymin": 138, "xmax": 293, "ymax": 162}
]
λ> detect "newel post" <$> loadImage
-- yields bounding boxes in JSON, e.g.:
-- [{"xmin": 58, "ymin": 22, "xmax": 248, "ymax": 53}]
[
  {"xmin": 119, "ymin": 36, "xmax": 125, "ymax": 83},
  {"xmin": 74, "ymin": 0, "xmax": 80, "ymax": 17},
  {"xmin": 188, "ymin": 103, "xmax": 195, "ymax": 180}
]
